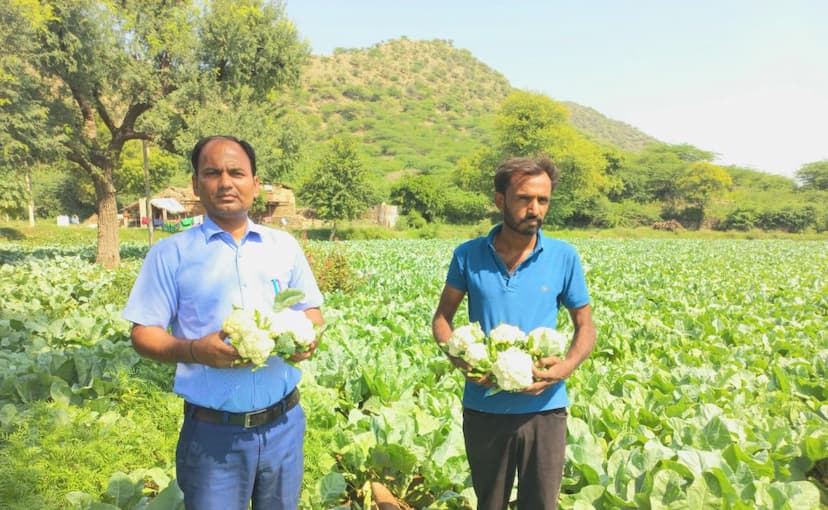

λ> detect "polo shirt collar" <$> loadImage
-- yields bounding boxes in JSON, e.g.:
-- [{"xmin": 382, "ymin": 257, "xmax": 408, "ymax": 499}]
[
  {"xmin": 200, "ymin": 215, "xmax": 262, "ymax": 242},
  {"xmin": 486, "ymin": 224, "xmax": 545, "ymax": 256}
]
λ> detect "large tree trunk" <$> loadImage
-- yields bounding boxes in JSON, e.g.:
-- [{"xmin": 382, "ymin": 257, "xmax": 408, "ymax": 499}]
[{"xmin": 93, "ymin": 162, "xmax": 120, "ymax": 268}]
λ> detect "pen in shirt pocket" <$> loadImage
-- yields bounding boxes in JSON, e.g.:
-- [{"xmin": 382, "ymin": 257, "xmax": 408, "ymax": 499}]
[{"xmin": 271, "ymin": 278, "xmax": 283, "ymax": 295}]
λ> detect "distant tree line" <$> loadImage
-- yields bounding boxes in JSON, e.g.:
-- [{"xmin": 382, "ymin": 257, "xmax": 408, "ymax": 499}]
[{"xmin": 384, "ymin": 91, "xmax": 827, "ymax": 234}]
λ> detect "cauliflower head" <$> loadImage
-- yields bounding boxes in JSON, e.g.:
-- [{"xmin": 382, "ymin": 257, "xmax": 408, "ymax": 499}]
[{"xmin": 491, "ymin": 347, "xmax": 534, "ymax": 391}]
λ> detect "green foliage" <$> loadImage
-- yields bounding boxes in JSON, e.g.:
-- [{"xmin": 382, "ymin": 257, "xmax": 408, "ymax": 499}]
[
  {"xmin": 495, "ymin": 91, "xmax": 570, "ymax": 157},
  {"xmin": 757, "ymin": 206, "xmax": 818, "ymax": 233},
  {"xmin": 197, "ymin": 0, "xmax": 308, "ymax": 94},
  {"xmin": 0, "ymin": 176, "xmax": 27, "ymax": 220},
  {"xmin": 169, "ymin": 92, "xmax": 310, "ymax": 186},
  {"xmin": 0, "ymin": 0, "xmax": 309, "ymax": 266},
  {"xmin": 677, "ymin": 162, "xmax": 733, "ymax": 208},
  {"xmin": 614, "ymin": 143, "xmax": 706, "ymax": 203},
  {"xmin": 299, "ymin": 135, "xmax": 375, "ymax": 238},
  {"xmin": 453, "ymin": 147, "xmax": 498, "ymax": 195},
  {"xmin": 1, "ymin": 238, "xmax": 827, "ymax": 508},
  {"xmin": 390, "ymin": 174, "xmax": 447, "ymax": 222},
  {"xmin": 279, "ymin": 38, "xmax": 508, "ymax": 189},
  {"xmin": 719, "ymin": 207, "xmax": 760, "ymax": 231},
  {"xmin": 796, "ymin": 160, "xmax": 828, "ymax": 190},
  {"xmin": 115, "ymin": 141, "xmax": 180, "ymax": 202},
  {"xmin": 302, "ymin": 241, "xmax": 364, "ymax": 295},
  {"xmin": 442, "ymin": 191, "xmax": 491, "ymax": 224},
  {"xmin": 563, "ymin": 102, "xmax": 659, "ymax": 152}
]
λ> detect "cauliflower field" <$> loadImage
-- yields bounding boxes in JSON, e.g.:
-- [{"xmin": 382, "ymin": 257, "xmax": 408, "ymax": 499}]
[{"xmin": 0, "ymin": 238, "xmax": 826, "ymax": 509}]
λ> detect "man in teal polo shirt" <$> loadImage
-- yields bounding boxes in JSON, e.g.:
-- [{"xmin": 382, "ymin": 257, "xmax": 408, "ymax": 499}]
[
  {"xmin": 432, "ymin": 155, "xmax": 596, "ymax": 509},
  {"xmin": 124, "ymin": 135, "xmax": 323, "ymax": 509}
]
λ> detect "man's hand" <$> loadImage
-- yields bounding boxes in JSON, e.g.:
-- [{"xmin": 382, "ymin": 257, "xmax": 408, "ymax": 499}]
[
  {"xmin": 523, "ymin": 355, "xmax": 569, "ymax": 395},
  {"xmin": 289, "ymin": 340, "xmax": 318, "ymax": 363},
  {"xmin": 191, "ymin": 331, "xmax": 244, "ymax": 369},
  {"xmin": 444, "ymin": 352, "xmax": 495, "ymax": 387}
]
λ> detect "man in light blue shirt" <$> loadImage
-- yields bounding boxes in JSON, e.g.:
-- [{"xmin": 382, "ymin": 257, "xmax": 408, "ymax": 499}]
[
  {"xmin": 123, "ymin": 135, "xmax": 323, "ymax": 509},
  {"xmin": 432, "ymin": 156, "xmax": 596, "ymax": 510}
]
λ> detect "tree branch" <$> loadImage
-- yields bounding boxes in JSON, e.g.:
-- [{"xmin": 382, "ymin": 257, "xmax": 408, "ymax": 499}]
[
  {"xmin": 93, "ymin": 87, "xmax": 116, "ymax": 134},
  {"xmin": 67, "ymin": 82, "xmax": 97, "ymax": 141}
]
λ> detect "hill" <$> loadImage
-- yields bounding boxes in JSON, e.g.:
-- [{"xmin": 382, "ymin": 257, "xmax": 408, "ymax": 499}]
[
  {"xmin": 281, "ymin": 38, "xmax": 512, "ymax": 189},
  {"xmin": 280, "ymin": 38, "xmax": 672, "ymax": 194},
  {"xmin": 563, "ymin": 101, "xmax": 659, "ymax": 152}
]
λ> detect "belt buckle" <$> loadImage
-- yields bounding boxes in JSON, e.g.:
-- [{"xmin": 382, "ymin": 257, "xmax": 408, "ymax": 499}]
[{"xmin": 243, "ymin": 409, "xmax": 265, "ymax": 428}]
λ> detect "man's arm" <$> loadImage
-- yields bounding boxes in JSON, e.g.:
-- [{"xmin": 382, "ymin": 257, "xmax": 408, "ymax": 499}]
[
  {"xmin": 304, "ymin": 307, "xmax": 324, "ymax": 327},
  {"xmin": 525, "ymin": 304, "xmax": 596, "ymax": 394},
  {"xmin": 432, "ymin": 284, "xmax": 465, "ymax": 346},
  {"xmin": 433, "ymin": 284, "xmax": 492, "ymax": 386},
  {"xmin": 130, "ymin": 324, "xmax": 241, "ymax": 368}
]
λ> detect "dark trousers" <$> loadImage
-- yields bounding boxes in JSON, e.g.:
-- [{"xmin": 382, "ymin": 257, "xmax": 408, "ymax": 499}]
[{"xmin": 463, "ymin": 407, "xmax": 568, "ymax": 510}]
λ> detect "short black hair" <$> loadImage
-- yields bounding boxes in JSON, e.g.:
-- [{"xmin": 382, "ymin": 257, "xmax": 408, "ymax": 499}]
[
  {"xmin": 493, "ymin": 155, "xmax": 559, "ymax": 193},
  {"xmin": 190, "ymin": 135, "xmax": 257, "ymax": 176}
]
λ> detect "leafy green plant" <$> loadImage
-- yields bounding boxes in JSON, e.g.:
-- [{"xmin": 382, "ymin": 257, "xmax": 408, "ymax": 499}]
[{"xmin": 1, "ymin": 239, "xmax": 826, "ymax": 509}]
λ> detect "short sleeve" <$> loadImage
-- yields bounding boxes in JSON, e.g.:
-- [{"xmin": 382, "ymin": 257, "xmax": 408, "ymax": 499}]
[
  {"xmin": 559, "ymin": 249, "xmax": 590, "ymax": 310},
  {"xmin": 122, "ymin": 242, "xmax": 180, "ymax": 328},
  {"xmin": 445, "ymin": 246, "xmax": 468, "ymax": 292}
]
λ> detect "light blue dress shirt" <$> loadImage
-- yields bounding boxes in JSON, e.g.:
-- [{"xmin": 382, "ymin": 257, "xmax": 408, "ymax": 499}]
[
  {"xmin": 445, "ymin": 224, "xmax": 590, "ymax": 414},
  {"xmin": 123, "ymin": 216, "xmax": 323, "ymax": 412}
]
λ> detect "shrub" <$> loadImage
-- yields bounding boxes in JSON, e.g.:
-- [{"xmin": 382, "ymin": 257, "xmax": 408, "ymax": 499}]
[
  {"xmin": 757, "ymin": 206, "xmax": 816, "ymax": 233},
  {"xmin": 302, "ymin": 243, "xmax": 363, "ymax": 295},
  {"xmin": 719, "ymin": 207, "xmax": 759, "ymax": 231},
  {"xmin": 443, "ymin": 191, "xmax": 490, "ymax": 224}
]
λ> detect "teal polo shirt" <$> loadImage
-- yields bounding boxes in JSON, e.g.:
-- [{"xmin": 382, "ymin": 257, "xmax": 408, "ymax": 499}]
[
  {"xmin": 445, "ymin": 225, "xmax": 590, "ymax": 414},
  {"xmin": 123, "ymin": 216, "xmax": 323, "ymax": 412}
]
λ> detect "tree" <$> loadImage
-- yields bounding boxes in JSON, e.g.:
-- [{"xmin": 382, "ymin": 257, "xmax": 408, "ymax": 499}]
[
  {"xmin": 2, "ymin": 0, "xmax": 308, "ymax": 267},
  {"xmin": 390, "ymin": 174, "xmax": 447, "ymax": 222},
  {"xmin": 299, "ymin": 136, "xmax": 374, "ymax": 240},
  {"xmin": 615, "ymin": 143, "xmax": 715, "ymax": 204},
  {"xmin": 0, "ymin": 2, "xmax": 61, "ymax": 226},
  {"xmin": 454, "ymin": 147, "xmax": 498, "ymax": 195},
  {"xmin": 796, "ymin": 161, "xmax": 828, "ymax": 191},
  {"xmin": 494, "ymin": 91, "xmax": 569, "ymax": 157},
  {"xmin": 117, "ymin": 140, "xmax": 180, "ymax": 201},
  {"xmin": 675, "ymin": 161, "xmax": 733, "ymax": 227}
]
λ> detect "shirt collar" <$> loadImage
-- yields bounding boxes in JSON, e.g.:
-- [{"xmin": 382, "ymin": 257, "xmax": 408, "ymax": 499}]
[
  {"xmin": 200, "ymin": 215, "xmax": 262, "ymax": 243},
  {"xmin": 486, "ymin": 223, "xmax": 545, "ymax": 256}
]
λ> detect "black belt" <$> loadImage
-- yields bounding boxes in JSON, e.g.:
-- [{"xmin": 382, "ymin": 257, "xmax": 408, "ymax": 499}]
[{"xmin": 184, "ymin": 388, "xmax": 300, "ymax": 428}]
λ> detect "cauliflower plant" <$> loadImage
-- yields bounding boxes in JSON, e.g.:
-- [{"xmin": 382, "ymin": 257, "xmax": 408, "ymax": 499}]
[
  {"xmin": 442, "ymin": 322, "xmax": 492, "ymax": 376},
  {"xmin": 491, "ymin": 347, "xmax": 534, "ymax": 392},
  {"xmin": 270, "ymin": 308, "xmax": 316, "ymax": 357},
  {"xmin": 447, "ymin": 322, "xmax": 486, "ymax": 358},
  {"xmin": 489, "ymin": 323, "xmax": 527, "ymax": 348},
  {"xmin": 464, "ymin": 342, "xmax": 491, "ymax": 368},
  {"xmin": 222, "ymin": 288, "xmax": 316, "ymax": 369},
  {"xmin": 223, "ymin": 308, "xmax": 275, "ymax": 368},
  {"xmin": 527, "ymin": 327, "xmax": 568, "ymax": 358}
]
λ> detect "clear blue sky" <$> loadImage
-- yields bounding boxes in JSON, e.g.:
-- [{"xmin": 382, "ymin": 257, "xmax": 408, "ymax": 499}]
[{"xmin": 284, "ymin": 0, "xmax": 828, "ymax": 178}]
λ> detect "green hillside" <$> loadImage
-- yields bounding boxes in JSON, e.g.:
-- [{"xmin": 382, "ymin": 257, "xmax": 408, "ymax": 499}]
[
  {"xmin": 281, "ymin": 38, "xmax": 513, "ymax": 189},
  {"xmin": 563, "ymin": 101, "xmax": 659, "ymax": 152},
  {"xmin": 281, "ymin": 38, "xmax": 668, "ymax": 188}
]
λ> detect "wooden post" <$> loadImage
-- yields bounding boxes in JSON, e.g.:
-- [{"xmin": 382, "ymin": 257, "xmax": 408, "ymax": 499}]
[
  {"xmin": 25, "ymin": 163, "xmax": 35, "ymax": 227},
  {"xmin": 143, "ymin": 139, "xmax": 153, "ymax": 246}
]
